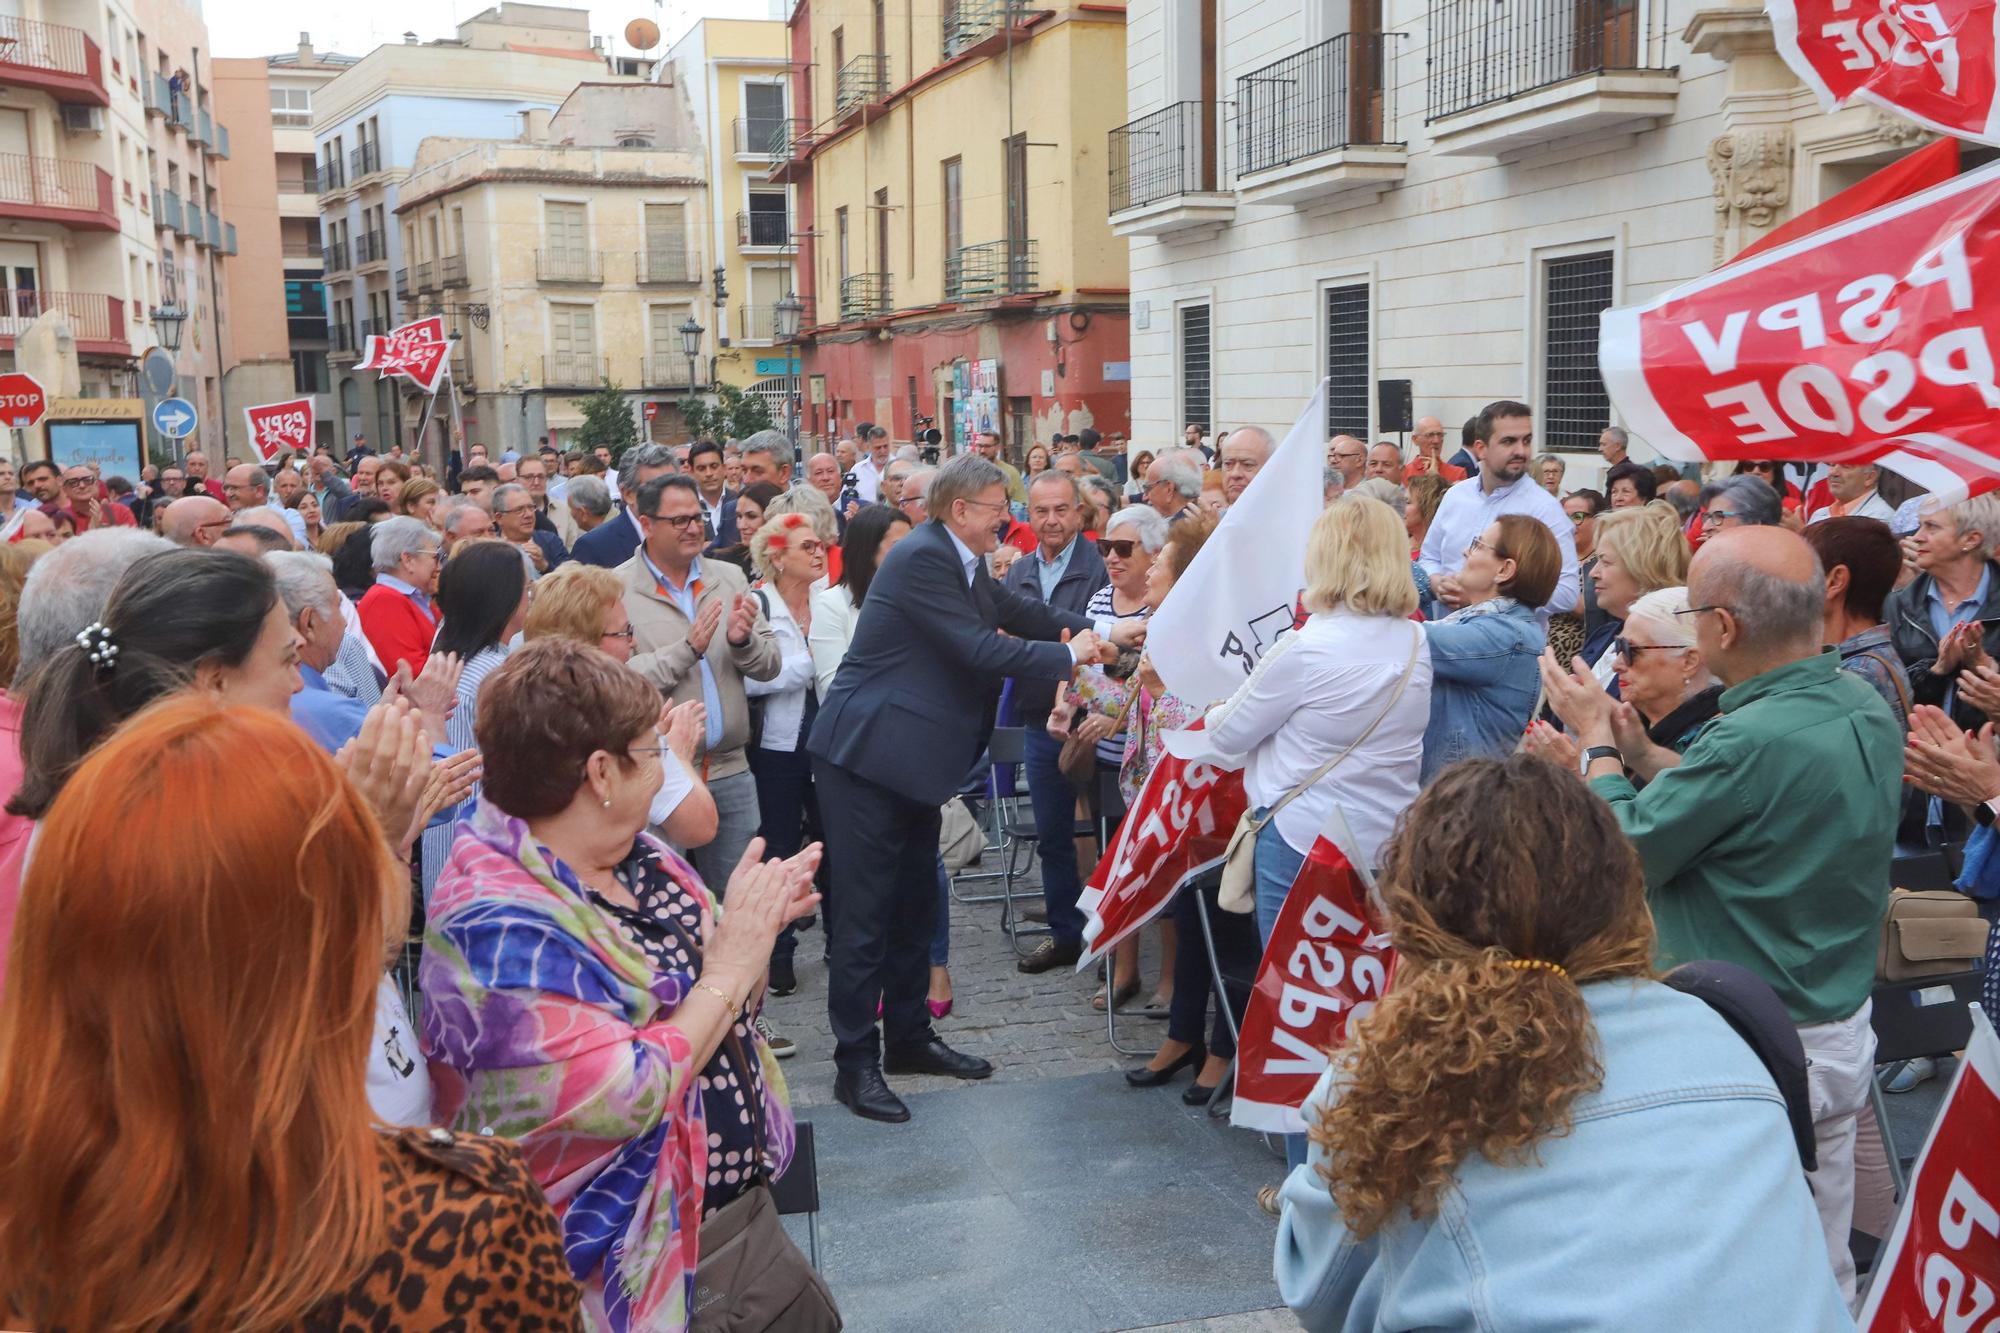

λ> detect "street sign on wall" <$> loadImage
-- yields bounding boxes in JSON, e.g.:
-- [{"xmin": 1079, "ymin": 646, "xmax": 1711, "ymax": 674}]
[
  {"xmin": 0, "ymin": 372, "xmax": 47, "ymax": 430},
  {"xmin": 152, "ymin": 396, "xmax": 197, "ymax": 440}
]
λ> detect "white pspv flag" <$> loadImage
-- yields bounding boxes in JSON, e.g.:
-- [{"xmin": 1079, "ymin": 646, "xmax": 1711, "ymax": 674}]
[{"xmin": 1147, "ymin": 380, "xmax": 1329, "ymax": 709}]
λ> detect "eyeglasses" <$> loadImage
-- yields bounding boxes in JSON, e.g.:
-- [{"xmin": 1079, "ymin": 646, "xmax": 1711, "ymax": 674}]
[
  {"xmin": 1611, "ymin": 637, "xmax": 1688, "ymax": 662},
  {"xmin": 412, "ymin": 547, "xmax": 442, "ymax": 562},
  {"xmin": 1674, "ymin": 604, "xmax": 1730, "ymax": 619},
  {"xmin": 1705, "ymin": 509, "xmax": 1742, "ymax": 526},
  {"xmin": 1566, "ymin": 510, "xmax": 1590, "ymax": 524},
  {"xmin": 1465, "ymin": 536, "xmax": 1500, "ymax": 557},
  {"xmin": 601, "ymin": 626, "xmax": 636, "ymax": 643},
  {"xmin": 62, "ymin": 477, "xmax": 93, "ymax": 489},
  {"xmin": 1096, "ymin": 538, "xmax": 1138, "ymax": 557},
  {"xmin": 649, "ymin": 513, "xmax": 705, "ymax": 530},
  {"xmin": 497, "ymin": 505, "xmax": 536, "ymax": 518},
  {"xmin": 959, "ymin": 497, "xmax": 1009, "ymax": 513}
]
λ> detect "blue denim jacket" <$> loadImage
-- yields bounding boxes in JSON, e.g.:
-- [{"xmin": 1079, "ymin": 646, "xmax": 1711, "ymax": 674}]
[
  {"xmin": 1274, "ymin": 980, "xmax": 1853, "ymax": 1333},
  {"xmin": 1419, "ymin": 600, "xmax": 1544, "ymax": 785}
]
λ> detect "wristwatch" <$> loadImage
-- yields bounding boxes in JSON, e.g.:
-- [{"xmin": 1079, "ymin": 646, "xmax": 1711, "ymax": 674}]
[{"xmin": 1580, "ymin": 744, "xmax": 1623, "ymax": 775}]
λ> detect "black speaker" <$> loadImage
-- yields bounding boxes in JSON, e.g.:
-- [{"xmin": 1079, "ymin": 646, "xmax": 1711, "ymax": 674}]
[{"xmin": 1378, "ymin": 379, "xmax": 1413, "ymax": 435}]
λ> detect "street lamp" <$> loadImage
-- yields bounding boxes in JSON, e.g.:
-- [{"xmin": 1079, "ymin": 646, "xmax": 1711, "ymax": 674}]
[
  {"xmin": 679, "ymin": 315, "xmax": 703, "ymax": 438},
  {"xmin": 774, "ymin": 291, "xmax": 803, "ymax": 463},
  {"xmin": 149, "ymin": 302, "xmax": 188, "ymax": 353}
]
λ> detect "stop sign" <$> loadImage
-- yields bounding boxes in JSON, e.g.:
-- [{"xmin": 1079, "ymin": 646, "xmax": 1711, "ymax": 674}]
[{"xmin": 0, "ymin": 372, "xmax": 46, "ymax": 430}]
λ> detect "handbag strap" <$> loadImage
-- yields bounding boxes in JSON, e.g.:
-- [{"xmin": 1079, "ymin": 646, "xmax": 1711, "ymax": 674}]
[{"xmin": 1261, "ymin": 624, "xmax": 1422, "ymax": 827}]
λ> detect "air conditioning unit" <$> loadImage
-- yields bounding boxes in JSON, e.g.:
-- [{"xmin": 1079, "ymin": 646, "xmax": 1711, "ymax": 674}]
[{"xmin": 61, "ymin": 104, "xmax": 105, "ymax": 134}]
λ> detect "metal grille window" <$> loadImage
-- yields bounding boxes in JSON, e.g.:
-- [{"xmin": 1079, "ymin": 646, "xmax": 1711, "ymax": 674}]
[
  {"xmin": 1180, "ymin": 303, "xmax": 1212, "ymax": 433},
  {"xmin": 1325, "ymin": 283, "xmax": 1370, "ymax": 439},
  {"xmin": 1541, "ymin": 252, "xmax": 1614, "ymax": 450}
]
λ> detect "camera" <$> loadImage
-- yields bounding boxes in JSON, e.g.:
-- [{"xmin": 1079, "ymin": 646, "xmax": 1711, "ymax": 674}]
[
  {"xmin": 919, "ymin": 427, "xmax": 943, "ymax": 465},
  {"xmin": 839, "ymin": 470, "xmax": 860, "ymax": 511}
]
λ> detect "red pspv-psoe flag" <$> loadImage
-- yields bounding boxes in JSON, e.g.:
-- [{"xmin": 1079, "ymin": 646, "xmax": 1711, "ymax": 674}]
[
  {"xmin": 1600, "ymin": 157, "xmax": 2000, "ymax": 505},
  {"xmin": 1075, "ymin": 721, "xmax": 1247, "ymax": 971},
  {"xmin": 1230, "ymin": 811, "xmax": 1396, "ymax": 1136},
  {"xmin": 1738, "ymin": 137, "xmax": 1961, "ymax": 262},
  {"xmin": 357, "ymin": 315, "xmax": 449, "ymax": 394},
  {"xmin": 242, "ymin": 397, "xmax": 313, "ymax": 463},
  {"xmin": 1770, "ymin": 0, "xmax": 2000, "ymax": 145},
  {"xmin": 1859, "ymin": 1005, "xmax": 2000, "ymax": 1331},
  {"xmin": 1144, "ymin": 381, "xmax": 1327, "ymax": 711}
]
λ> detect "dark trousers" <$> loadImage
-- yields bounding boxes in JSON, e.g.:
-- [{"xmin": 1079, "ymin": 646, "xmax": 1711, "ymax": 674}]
[
  {"xmin": 813, "ymin": 756, "xmax": 941, "ymax": 1072},
  {"xmin": 1023, "ymin": 726, "xmax": 1086, "ymax": 944},
  {"xmin": 749, "ymin": 742, "xmax": 822, "ymax": 966},
  {"xmin": 1169, "ymin": 880, "xmax": 1258, "ymax": 1059}
]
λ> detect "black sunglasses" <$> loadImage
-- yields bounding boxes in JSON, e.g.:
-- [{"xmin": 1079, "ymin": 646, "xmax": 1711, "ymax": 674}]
[
  {"xmin": 1611, "ymin": 637, "xmax": 1686, "ymax": 662},
  {"xmin": 1096, "ymin": 538, "xmax": 1137, "ymax": 557}
]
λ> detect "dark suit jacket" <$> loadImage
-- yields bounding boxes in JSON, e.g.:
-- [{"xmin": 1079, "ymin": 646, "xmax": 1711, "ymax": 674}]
[
  {"xmin": 569, "ymin": 506, "xmax": 645, "ymax": 568},
  {"xmin": 1000, "ymin": 535, "xmax": 1108, "ymax": 726},
  {"xmin": 702, "ymin": 487, "xmax": 740, "ymax": 548},
  {"xmin": 808, "ymin": 520, "xmax": 1092, "ymax": 806}
]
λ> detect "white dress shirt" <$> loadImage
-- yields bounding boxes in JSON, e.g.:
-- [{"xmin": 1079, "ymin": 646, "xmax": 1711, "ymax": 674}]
[
  {"xmin": 1204, "ymin": 610, "xmax": 1433, "ymax": 866},
  {"xmin": 742, "ymin": 585, "xmax": 820, "ymax": 752},
  {"xmin": 853, "ymin": 453, "xmax": 885, "ymax": 504},
  {"xmin": 1418, "ymin": 472, "xmax": 1581, "ymax": 615},
  {"xmin": 1807, "ymin": 490, "xmax": 1897, "ymax": 525},
  {"xmin": 808, "ymin": 583, "xmax": 859, "ymax": 697}
]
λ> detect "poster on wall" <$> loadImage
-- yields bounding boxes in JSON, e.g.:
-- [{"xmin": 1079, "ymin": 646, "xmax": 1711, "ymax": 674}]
[{"xmin": 952, "ymin": 359, "xmax": 1000, "ymax": 449}]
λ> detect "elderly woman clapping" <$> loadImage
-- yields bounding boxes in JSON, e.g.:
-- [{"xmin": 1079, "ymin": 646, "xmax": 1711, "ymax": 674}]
[{"xmin": 420, "ymin": 638, "xmax": 833, "ymax": 1331}]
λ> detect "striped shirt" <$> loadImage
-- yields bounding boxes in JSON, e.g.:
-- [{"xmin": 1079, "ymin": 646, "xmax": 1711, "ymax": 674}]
[{"xmin": 419, "ymin": 643, "xmax": 511, "ymax": 901}]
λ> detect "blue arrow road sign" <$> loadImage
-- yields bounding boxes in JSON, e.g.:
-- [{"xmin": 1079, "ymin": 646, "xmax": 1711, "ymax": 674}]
[{"xmin": 152, "ymin": 396, "xmax": 197, "ymax": 440}]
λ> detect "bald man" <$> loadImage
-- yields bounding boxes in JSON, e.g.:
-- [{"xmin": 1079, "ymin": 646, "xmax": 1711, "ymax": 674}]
[
  {"xmin": 1220, "ymin": 426, "xmax": 1274, "ymax": 505},
  {"xmin": 1327, "ymin": 435, "xmax": 1366, "ymax": 491},
  {"xmin": 1543, "ymin": 524, "xmax": 1899, "ymax": 1302},
  {"xmin": 181, "ymin": 449, "xmax": 225, "ymax": 501},
  {"xmin": 806, "ymin": 451, "xmax": 843, "ymax": 504},
  {"xmin": 1403, "ymin": 416, "xmax": 1463, "ymax": 483},
  {"xmin": 226, "ymin": 464, "xmax": 307, "ymax": 546},
  {"xmin": 161, "ymin": 495, "xmax": 232, "ymax": 547}
]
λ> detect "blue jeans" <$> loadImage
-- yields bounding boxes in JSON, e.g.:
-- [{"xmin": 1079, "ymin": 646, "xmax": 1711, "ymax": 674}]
[
  {"xmin": 690, "ymin": 769, "xmax": 761, "ymax": 902},
  {"xmin": 1253, "ymin": 814, "xmax": 1310, "ymax": 1170},
  {"xmin": 1023, "ymin": 727, "xmax": 1086, "ymax": 944}
]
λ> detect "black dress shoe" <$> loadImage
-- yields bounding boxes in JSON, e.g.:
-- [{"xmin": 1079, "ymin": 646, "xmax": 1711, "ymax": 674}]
[
  {"xmin": 767, "ymin": 955, "xmax": 798, "ymax": 997},
  {"xmin": 834, "ymin": 1067, "xmax": 911, "ymax": 1123},
  {"xmin": 882, "ymin": 1036, "xmax": 994, "ymax": 1080},
  {"xmin": 1182, "ymin": 1080, "xmax": 1225, "ymax": 1106},
  {"xmin": 1124, "ymin": 1045, "xmax": 1204, "ymax": 1088},
  {"xmin": 1016, "ymin": 936, "xmax": 1082, "ymax": 974}
]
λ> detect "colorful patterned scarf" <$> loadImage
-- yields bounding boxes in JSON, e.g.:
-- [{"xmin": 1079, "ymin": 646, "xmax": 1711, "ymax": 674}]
[{"xmin": 420, "ymin": 796, "xmax": 792, "ymax": 1332}]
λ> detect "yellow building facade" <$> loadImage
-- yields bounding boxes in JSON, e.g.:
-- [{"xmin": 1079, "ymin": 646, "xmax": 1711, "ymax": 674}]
[
  {"xmin": 394, "ymin": 83, "xmax": 710, "ymax": 454},
  {"xmin": 780, "ymin": 1, "xmax": 1130, "ymax": 448}
]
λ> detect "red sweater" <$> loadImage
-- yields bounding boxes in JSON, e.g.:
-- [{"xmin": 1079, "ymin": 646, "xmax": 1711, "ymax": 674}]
[{"xmin": 357, "ymin": 582, "xmax": 437, "ymax": 678}]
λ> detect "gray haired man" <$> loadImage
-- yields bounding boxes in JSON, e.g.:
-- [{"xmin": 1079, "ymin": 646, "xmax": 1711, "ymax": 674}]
[{"xmin": 571, "ymin": 444, "xmax": 676, "ymax": 568}]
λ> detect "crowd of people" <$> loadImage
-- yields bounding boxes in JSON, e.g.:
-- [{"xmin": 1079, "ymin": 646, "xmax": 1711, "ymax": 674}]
[{"xmin": 0, "ymin": 402, "xmax": 1988, "ymax": 1331}]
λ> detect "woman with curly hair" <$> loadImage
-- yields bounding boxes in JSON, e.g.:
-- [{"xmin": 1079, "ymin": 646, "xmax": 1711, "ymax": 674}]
[{"xmin": 1274, "ymin": 754, "xmax": 1847, "ymax": 1330}]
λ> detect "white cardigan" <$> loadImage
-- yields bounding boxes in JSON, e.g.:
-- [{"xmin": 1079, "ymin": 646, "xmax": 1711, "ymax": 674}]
[
  {"xmin": 742, "ymin": 583, "xmax": 819, "ymax": 752},
  {"xmin": 807, "ymin": 583, "xmax": 859, "ymax": 699}
]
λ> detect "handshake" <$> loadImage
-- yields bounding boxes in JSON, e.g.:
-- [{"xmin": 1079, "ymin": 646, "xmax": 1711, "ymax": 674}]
[{"xmin": 1064, "ymin": 619, "xmax": 1147, "ymax": 670}]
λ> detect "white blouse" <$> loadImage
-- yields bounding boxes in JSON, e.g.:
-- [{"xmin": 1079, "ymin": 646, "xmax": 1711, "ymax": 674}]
[
  {"xmin": 807, "ymin": 583, "xmax": 859, "ymax": 699},
  {"xmin": 742, "ymin": 584, "xmax": 819, "ymax": 753},
  {"xmin": 1204, "ymin": 610, "xmax": 1433, "ymax": 866}
]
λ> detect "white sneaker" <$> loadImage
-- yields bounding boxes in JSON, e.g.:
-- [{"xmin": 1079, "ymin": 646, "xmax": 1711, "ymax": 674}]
[
  {"xmin": 755, "ymin": 1014, "xmax": 796, "ymax": 1059},
  {"xmin": 1886, "ymin": 1056, "xmax": 1937, "ymax": 1093}
]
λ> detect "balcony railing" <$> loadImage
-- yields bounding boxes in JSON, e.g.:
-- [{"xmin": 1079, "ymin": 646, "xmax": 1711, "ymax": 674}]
[
  {"xmin": 223, "ymin": 222, "xmax": 236, "ymax": 255},
  {"xmin": 0, "ymin": 154, "xmax": 114, "ymax": 229},
  {"xmin": 158, "ymin": 187, "xmax": 184, "ymax": 232},
  {"xmin": 1110, "ymin": 101, "xmax": 1227, "ymax": 213},
  {"xmin": 733, "ymin": 116, "xmax": 787, "ymax": 157},
  {"xmin": 324, "ymin": 238, "xmax": 350, "ymax": 272},
  {"xmin": 943, "ymin": 0, "xmax": 1026, "ymax": 57},
  {"xmin": 543, "ymin": 352, "xmax": 607, "ymax": 387},
  {"xmin": 349, "ymin": 141, "xmax": 381, "ymax": 179},
  {"xmin": 212, "ymin": 123, "xmax": 230, "ymax": 159},
  {"xmin": 203, "ymin": 210, "xmax": 222, "ymax": 249},
  {"xmin": 738, "ymin": 305, "xmax": 782, "ymax": 343},
  {"xmin": 281, "ymin": 239, "xmax": 324, "ymax": 259},
  {"xmin": 357, "ymin": 318, "xmax": 379, "ymax": 343},
  {"xmin": 835, "ymin": 53, "xmax": 889, "ymax": 115},
  {"xmin": 1235, "ymin": 32, "xmax": 1395, "ymax": 177},
  {"xmin": 641, "ymin": 357, "xmax": 698, "ymax": 389},
  {"xmin": 766, "ymin": 116, "xmax": 817, "ymax": 160},
  {"xmin": 946, "ymin": 239, "xmax": 1037, "ymax": 301},
  {"xmin": 317, "ymin": 161, "xmax": 345, "ymax": 194},
  {"xmin": 394, "ymin": 267, "xmax": 411, "ymax": 299},
  {"xmin": 145, "ymin": 71, "xmax": 168, "ymax": 117},
  {"xmin": 172, "ymin": 202, "xmax": 197, "ymax": 238},
  {"xmin": 0, "ymin": 290, "xmax": 126, "ymax": 350},
  {"xmin": 171, "ymin": 95, "xmax": 195, "ymax": 135},
  {"xmin": 737, "ymin": 209, "xmax": 791, "ymax": 248},
  {"xmin": 354, "ymin": 231, "xmax": 386, "ymax": 265},
  {"xmin": 192, "ymin": 107, "xmax": 211, "ymax": 146},
  {"xmin": 637, "ymin": 248, "xmax": 696, "ymax": 283},
  {"xmin": 329, "ymin": 322, "xmax": 355, "ymax": 353},
  {"xmin": 1427, "ymin": 0, "xmax": 1649, "ymax": 121},
  {"xmin": 0, "ymin": 17, "xmax": 107, "ymax": 104},
  {"xmin": 279, "ymin": 168, "xmax": 320, "ymax": 194},
  {"xmin": 839, "ymin": 272, "xmax": 892, "ymax": 321},
  {"xmin": 414, "ymin": 259, "xmax": 436, "ymax": 292},
  {"xmin": 537, "ymin": 248, "xmax": 603, "ymax": 283},
  {"xmin": 440, "ymin": 253, "xmax": 467, "ymax": 287}
]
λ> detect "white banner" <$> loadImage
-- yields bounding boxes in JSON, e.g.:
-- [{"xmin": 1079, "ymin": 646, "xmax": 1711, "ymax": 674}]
[{"xmin": 1146, "ymin": 382, "xmax": 1327, "ymax": 709}]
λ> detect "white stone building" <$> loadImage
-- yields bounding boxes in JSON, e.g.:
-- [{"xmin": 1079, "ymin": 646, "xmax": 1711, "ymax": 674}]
[{"xmin": 1113, "ymin": 0, "xmax": 1951, "ymax": 465}]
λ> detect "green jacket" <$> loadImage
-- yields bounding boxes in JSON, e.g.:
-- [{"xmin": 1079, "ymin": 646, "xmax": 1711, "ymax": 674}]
[{"xmin": 1589, "ymin": 650, "xmax": 1900, "ymax": 1024}]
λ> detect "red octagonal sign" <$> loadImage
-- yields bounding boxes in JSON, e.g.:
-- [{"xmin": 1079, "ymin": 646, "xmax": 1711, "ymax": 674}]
[{"xmin": 0, "ymin": 373, "xmax": 46, "ymax": 431}]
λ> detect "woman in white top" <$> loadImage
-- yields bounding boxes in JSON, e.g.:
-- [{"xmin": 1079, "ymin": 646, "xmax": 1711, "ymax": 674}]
[
  {"xmin": 807, "ymin": 502, "xmax": 914, "ymax": 696},
  {"xmin": 1205, "ymin": 496, "xmax": 1433, "ymax": 1169}
]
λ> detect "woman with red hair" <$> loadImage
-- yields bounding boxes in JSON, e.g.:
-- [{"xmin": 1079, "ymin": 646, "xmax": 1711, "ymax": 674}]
[{"xmin": 0, "ymin": 699, "xmax": 579, "ymax": 1328}]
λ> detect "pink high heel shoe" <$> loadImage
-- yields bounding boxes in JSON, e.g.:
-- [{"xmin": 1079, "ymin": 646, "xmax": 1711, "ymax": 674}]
[{"xmin": 927, "ymin": 997, "xmax": 954, "ymax": 1020}]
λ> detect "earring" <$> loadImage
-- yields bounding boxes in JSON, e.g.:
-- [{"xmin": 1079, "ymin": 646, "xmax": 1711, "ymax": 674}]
[{"xmin": 602, "ymin": 797, "xmax": 612, "ymax": 808}]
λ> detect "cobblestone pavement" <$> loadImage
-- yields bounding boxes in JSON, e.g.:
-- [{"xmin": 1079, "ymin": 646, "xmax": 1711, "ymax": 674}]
[{"xmin": 764, "ymin": 842, "xmax": 1296, "ymax": 1332}]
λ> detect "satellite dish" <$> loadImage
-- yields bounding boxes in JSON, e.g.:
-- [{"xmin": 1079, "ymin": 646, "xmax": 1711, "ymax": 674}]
[{"xmin": 624, "ymin": 17, "xmax": 660, "ymax": 51}]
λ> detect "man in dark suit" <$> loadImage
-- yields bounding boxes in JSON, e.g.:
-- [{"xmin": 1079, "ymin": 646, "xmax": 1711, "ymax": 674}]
[
  {"xmin": 808, "ymin": 455, "xmax": 1128, "ymax": 1122},
  {"xmin": 569, "ymin": 442, "xmax": 677, "ymax": 568},
  {"xmin": 1001, "ymin": 470, "xmax": 1110, "ymax": 974},
  {"xmin": 687, "ymin": 438, "xmax": 739, "ymax": 546}
]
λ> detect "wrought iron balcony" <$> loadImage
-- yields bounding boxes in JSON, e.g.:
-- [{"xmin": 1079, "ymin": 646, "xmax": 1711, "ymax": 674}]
[
  {"xmin": 317, "ymin": 161, "xmax": 345, "ymax": 194},
  {"xmin": 641, "ymin": 357, "xmax": 698, "ymax": 389},
  {"xmin": 637, "ymin": 248, "xmax": 696, "ymax": 284},
  {"xmin": 1110, "ymin": 101, "xmax": 1229, "ymax": 214},
  {"xmin": 328, "ymin": 322, "xmax": 355, "ymax": 354},
  {"xmin": 1427, "ymin": 0, "xmax": 1652, "ymax": 121},
  {"xmin": 414, "ymin": 259, "xmax": 436, "ymax": 292},
  {"xmin": 766, "ymin": 116, "xmax": 816, "ymax": 160},
  {"xmin": 733, "ymin": 116, "xmax": 787, "ymax": 158},
  {"xmin": 945, "ymin": 239, "xmax": 1037, "ymax": 302},
  {"xmin": 348, "ymin": 141, "xmax": 381, "ymax": 179},
  {"xmin": 0, "ymin": 154, "xmax": 115, "ymax": 231},
  {"xmin": 1235, "ymin": 32, "xmax": 1395, "ymax": 178},
  {"xmin": 354, "ymin": 231, "xmax": 387, "ymax": 266},
  {"xmin": 324, "ymin": 238, "xmax": 350, "ymax": 272},
  {"xmin": 543, "ymin": 353, "xmax": 607, "ymax": 387},
  {"xmin": 394, "ymin": 267, "xmax": 411, "ymax": 299},
  {"xmin": 537, "ymin": 248, "xmax": 603, "ymax": 283},
  {"xmin": 839, "ymin": 273, "xmax": 892, "ymax": 321},
  {"xmin": 280, "ymin": 167, "xmax": 320, "ymax": 194},
  {"xmin": 440, "ymin": 253, "xmax": 467, "ymax": 287},
  {"xmin": 835, "ymin": 53, "xmax": 888, "ymax": 116},
  {"xmin": 738, "ymin": 305, "xmax": 782, "ymax": 343},
  {"xmin": 357, "ymin": 318, "xmax": 379, "ymax": 343},
  {"xmin": 0, "ymin": 16, "xmax": 108, "ymax": 106},
  {"xmin": 942, "ymin": 0, "xmax": 1026, "ymax": 58},
  {"xmin": 0, "ymin": 290, "xmax": 127, "ymax": 354},
  {"xmin": 737, "ymin": 209, "xmax": 791, "ymax": 249}
]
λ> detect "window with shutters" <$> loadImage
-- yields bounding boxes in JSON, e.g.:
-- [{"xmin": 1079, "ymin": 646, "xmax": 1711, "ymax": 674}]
[
  {"xmin": 1542, "ymin": 251, "xmax": 1614, "ymax": 450},
  {"xmin": 645, "ymin": 201, "xmax": 687, "ymax": 279},
  {"xmin": 550, "ymin": 302, "xmax": 597, "ymax": 384},
  {"xmin": 1325, "ymin": 282, "xmax": 1370, "ymax": 439},
  {"xmin": 1180, "ymin": 303, "xmax": 1212, "ymax": 433},
  {"xmin": 545, "ymin": 201, "xmax": 588, "ymax": 256}
]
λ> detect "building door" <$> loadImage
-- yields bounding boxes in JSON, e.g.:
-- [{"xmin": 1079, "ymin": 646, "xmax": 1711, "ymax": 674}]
[
  {"xmin": 744, "ymin": 81, "xmax": 786, "ymax": 151},
  {"xmin": 0, "ymin": 240, "xmax": 40, "ymax": 330},
  {"xmin": 1003, "ymin": 134, "xmax": 1028, "ymax": 279},
  {"xmin": 1348, "ymin": 0, "xmax": 1385, "ymax": 142},
  {"xmin": 545, "ymin": 201, "xmax": 587, "ymax": 258},
  {"xmin": 550, "ymin": 303, "xmax": 597, "ymax": 384},
  {"xmin": 649, "ymin": 304, "xmax": 689, "ymax": 386},
  {"xmin": 644, "ymin": 201, "xmax": 687, "ymax": 279}
]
